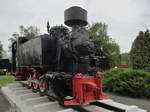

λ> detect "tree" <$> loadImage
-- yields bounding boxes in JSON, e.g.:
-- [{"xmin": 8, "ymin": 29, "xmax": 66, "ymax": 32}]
[
  {"xmin": 88, "ymin": 22, "xmax": 120, "ymax": 67},
  {"xmin": 130, "ymin": 29, "xmax": 150, "ymax": 71},
  {"xmin": 10, "ymin": 25, "xmax": 40, "ymax": 42},
  {"xmin": 19, "ymin": 25, "xmax": 40, "ymax": 38},
  {"xmin": 9, "ymin": 25, "xmax": 40, "ymax": 51},
  {"xmin": 120, "ymin": 53, "xmax": 130, "ymax": 65},
  {"xmin": 9, "ymin": 32, "xmax": 19, "ymax": 42},
  {"xmin": 0, "ymin": 41, "xmax": 3, "ymax": 59}
]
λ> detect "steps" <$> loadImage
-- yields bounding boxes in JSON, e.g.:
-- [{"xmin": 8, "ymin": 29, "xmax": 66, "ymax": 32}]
[{"xmin": 1, "ymin": 83, "xmax": 147, "ymax": 112}]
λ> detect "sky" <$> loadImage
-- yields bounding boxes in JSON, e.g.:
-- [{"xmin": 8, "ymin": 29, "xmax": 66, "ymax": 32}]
[{"xmin": 0, "ymin": 0, "xmax": 150, "ymax": 55}]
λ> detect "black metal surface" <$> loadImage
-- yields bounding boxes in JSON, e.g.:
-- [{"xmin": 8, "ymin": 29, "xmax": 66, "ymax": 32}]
[
  {"xmin": 91, "ymin": 101, "xmax": 126, "ymax": 112},
  {"xmin": 71, "ymin": 28, "xmax": 94, "ymax": 56},
  {"xmin": 17, "ymin": 34, "xmax": 52, "ymax": 69},
  {"xmin": 12, "ymin": 41, "xmax": 17, "ymax": 72},
  {"xmin": 64, "ymin": 6, "xmax": 88, "ymax": 27},
  {"xmin": 69, "ymin": 105, "xmax": 91, "ymax": 112},
  {"xmin": 44, "ymin": 72, "xmax": 72, "ymax": 100}
]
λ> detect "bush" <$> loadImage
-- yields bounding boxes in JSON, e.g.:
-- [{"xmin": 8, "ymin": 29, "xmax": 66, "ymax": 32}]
[{"xmin": 103, "ymin": 68, "xmax": 150, "ymax": 98}]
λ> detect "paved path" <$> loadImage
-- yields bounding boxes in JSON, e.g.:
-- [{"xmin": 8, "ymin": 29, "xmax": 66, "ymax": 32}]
[
  {"xmin": 0, "ymin": 87, "xmax": 11, "ymax": 112},
  {"xmin": 109, "ymin": 93, "xmax": 150, "ymax": 112}
]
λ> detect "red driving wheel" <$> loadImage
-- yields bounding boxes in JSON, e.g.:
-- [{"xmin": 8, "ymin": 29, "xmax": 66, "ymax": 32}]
[
  {"xmin": 32, "ymin": 73, "xmax": 39, "ymax": 90},
  {"xmin": 39, "ymin": 79, "xmax": 46, "ymax": 93},
  {"xmin": 32, "ymin": 81, "xmax": 38, "ymax": 89}
]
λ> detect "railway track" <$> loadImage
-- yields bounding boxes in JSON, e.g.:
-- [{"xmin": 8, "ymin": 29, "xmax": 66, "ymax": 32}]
[{"xmin": 1, "ymin": 83, "xmax": 147, "ymax": 112}]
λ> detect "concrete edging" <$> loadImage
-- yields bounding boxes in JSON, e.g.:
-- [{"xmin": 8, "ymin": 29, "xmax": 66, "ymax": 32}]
[{"xmin": 1, "ymin": 83, "xmax": 147, "ymax": 112}]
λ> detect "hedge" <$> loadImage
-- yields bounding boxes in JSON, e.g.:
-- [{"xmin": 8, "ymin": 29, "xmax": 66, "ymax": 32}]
[{"xmin": 103, "ymin": 68, "xmax": 150, "ymax": 98}]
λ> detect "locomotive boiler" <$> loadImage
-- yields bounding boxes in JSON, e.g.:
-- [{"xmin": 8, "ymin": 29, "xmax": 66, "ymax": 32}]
[{"xmin": 13, "ymin": 6, "xmax": 107, "ymax": 105}]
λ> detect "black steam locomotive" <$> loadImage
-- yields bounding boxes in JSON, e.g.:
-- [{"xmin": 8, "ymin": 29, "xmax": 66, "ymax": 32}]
[{"xmin": 12, "ymin": 6, "xmax": 108, "ymax": 105}]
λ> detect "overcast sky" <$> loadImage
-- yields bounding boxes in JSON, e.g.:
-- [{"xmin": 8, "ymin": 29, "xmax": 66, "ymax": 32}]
[{"xmin": 0, "ymin": 0, "xmax": 150, "ymax": 54}]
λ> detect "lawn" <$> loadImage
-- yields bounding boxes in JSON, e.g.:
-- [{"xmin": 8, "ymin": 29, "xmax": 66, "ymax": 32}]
[{"xmin": 0, "ymin": 75, "xmax": 16, "ymax": 87}]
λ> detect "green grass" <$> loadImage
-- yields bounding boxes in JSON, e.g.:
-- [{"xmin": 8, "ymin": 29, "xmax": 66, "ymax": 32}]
[{"xmin": 0, "ymin": 75, "xmax": 16, "ymax": 86}]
